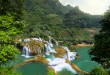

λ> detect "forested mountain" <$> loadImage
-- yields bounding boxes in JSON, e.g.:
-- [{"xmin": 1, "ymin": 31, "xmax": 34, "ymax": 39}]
[
  {"xmin": 64, "ymin": 6, "xmax": 101, "ymax": 28},
  {"xmin": 23, "ymin": 0, "xmax": 101, "ymax": 42}
]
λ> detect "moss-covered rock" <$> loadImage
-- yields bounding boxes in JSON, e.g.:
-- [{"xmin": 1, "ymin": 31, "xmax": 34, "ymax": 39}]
[
  {"xmin": 16, "ymin": 56, "xmax": 49, "ymax": 68},
  {"xmin": 35, "ymin": 56, "xmax": 49, "ymax": 64},
  {"xmin": 65, "ymin": 59, "xmax": 71, "ymax": 64},
  {"xmin": 28, "ymin": 40, "xmax": 43, "ymax": 53},
  {"xmin": 54, "ymin": 48, "xmax": 67, "ymax": 58}
]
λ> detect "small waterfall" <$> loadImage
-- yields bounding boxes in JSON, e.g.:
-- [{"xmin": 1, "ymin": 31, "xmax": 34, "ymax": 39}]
[
  {"xmin": 44, "ymin": 37, "xmax": 56, "ymax": 55},
  {"xmin": 22, "ymin": 45, "xmax": 30, "ymax": 58},
  {"xmin": 62, "ymin": 47, "xmax": 77, "ymax": 61},
  {"xmin": 45, "ymin": 44, "xmax": 49, "ymax": 55},
  {"xmin": 37, "ymin": 47, "xmax": 41, "ymax": 55}
]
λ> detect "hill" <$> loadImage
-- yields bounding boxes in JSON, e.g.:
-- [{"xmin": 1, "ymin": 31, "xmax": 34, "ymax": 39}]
[{"xmin": 22, "ymin": 0, "xmax": 101, "ymax": 43}]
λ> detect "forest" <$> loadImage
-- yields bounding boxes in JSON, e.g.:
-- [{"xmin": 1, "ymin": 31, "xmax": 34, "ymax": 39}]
[
  {"xmin": 0, "ymin": 0, "xmax": 110, "ymax": 75},
  {"xmin": 23, "ymin": 0, "xmax": 101, "ymax": 43}
]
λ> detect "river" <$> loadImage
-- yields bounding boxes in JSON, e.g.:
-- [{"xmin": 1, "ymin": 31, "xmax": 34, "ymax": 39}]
[{"xmin": 16, "ymin": 47, "xmax": 99, "ymax": 75}]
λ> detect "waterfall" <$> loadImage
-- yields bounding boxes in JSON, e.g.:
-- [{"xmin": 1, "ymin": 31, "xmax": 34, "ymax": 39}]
[
  {"xmin": 37, "ymin": 47, "xmax": 41, "ymax": 55},
  {"xmin": 45, "ymin": 43, "xmax": 56, "ymax": 55},
  {"xmin": 19, "ymin": 37, "xmax": 78, "ymax": 74},
  {"xmin": 45, "ymin": 44, "xmax": 49, "ymax": 55},
  {"xmin": 62, "ymin": 47, "xmax": 77, "ymax": 61},
  {"xmin": 48, "ymin": 58, "xmax": 77, "ymax": 74},
  {"xmin": 44, "ymin": 37, "xmax": 56, "ymax": 55},
  {"xmin": 22, "ymin": 45, "xmax": 30, "ymax": 58}
]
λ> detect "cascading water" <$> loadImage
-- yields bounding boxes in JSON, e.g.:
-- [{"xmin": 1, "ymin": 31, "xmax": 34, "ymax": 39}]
[
  {"xmin": 45, "ymin": 44, "xmax": 49, "ymax": 55},
  {"xmin": 48, "ymin": 58, "xmax": 77, "ymax": 74},
  {"xmin": 62, "ymin": 47, "xmax": 77, "ymax": 61},
  {"xmin": 22, "ymin": 45, "xmax": 30, "ymax": 58},
  {"xmin": 20, "ymin": 37, "xmax": 78, "ymax": 74},
  {"xmin": 46, "ymin": 41, "xmax": 77, "ymax": 74},
  {"xmin": 45, "ymin": 37, "xmax": 56, "ymax": 55},
  {"xmin": 21, "ymin": 37, "xmax": 43, "ymax": 58}
]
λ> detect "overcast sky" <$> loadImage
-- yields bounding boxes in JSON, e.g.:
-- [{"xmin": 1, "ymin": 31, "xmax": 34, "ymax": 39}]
[{"xmin": 59, "ymin": 0, "xmax": 110, "ymax": 15}]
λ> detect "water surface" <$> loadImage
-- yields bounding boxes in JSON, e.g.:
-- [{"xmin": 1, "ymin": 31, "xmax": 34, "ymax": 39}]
[{"xmin": 72, "ymin": 47, "xmax": 99, "ymax": 72}]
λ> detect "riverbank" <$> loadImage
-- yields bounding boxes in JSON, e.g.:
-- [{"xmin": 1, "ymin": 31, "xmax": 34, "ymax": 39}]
[
  {"xmin": 71, "ymin": 44, "xmax": 93, "ymax": 50},
  {"xmin": 76, "ymin": 44, "xmax": 93, "ymax": 47}
]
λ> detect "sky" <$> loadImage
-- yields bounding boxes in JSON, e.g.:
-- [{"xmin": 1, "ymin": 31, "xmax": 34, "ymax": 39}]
[{"xmin": 59, "ymin": 0, "xmax": 110, "ymax": 15}]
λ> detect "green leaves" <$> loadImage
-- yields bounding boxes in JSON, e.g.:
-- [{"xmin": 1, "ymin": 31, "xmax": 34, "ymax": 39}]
[
  {"xmin": 0, "ymin": 45, "xmax": 20, "ymax": 63},
  {"xmin": 0, "ymin": 15, "xmax": 21, "ymax": 43},
  {"xmin": 0, "ymin": 66, "xmax": 21, "ymax": 75},
  {"xmin": 0, "ymin": 15, "xmax": 13, "ymax": 29},
  {"xmin": 88, "ymin": 67, "xmax": 109, "ymax": 75},
  {"xmin": 0, "ymin": 0, "xmax": 25, "ymax": 65},
  {"xmin": 89, "ymin": 7, "xmax": 110, "ymax": 68},
  {"xmin": 0, "ymin": 31, "xmax": 10, "ymax": 43}
]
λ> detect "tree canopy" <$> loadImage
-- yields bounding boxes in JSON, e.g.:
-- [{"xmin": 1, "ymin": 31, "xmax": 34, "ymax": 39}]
[
  {"xmin": 89, "ymin": 7, "xmax": 110, "ymax": 68},
  {"xmin": 23, "ymin": 0, "xmax": 101, "ymax": 43},
  {"xmin": 85, "ymin": 67, "xmax": 109, "ymax": 75},
  {"xmin": 0, "ymin": 0, "xmax": 25, "ymax": 64}
]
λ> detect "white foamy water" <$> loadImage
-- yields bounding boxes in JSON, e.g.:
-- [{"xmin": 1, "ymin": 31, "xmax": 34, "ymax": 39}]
[
  {"xmin": 62, "ymin": 46, "xmax": 77, "ymax": 61},
  {"xmin": 20, "ymin": 37, "xmax": 78, "ymax": 74},
  {"xmin": 22, "ymin": 46, "xmax": 31, "ymax": 58},
  {"xmin": 44, "ymin": 37, "xmax": 56, "ymax": 55},
  {"xmin": 48, "ymin": 58, "xmax": 77, "ymax": 74}
]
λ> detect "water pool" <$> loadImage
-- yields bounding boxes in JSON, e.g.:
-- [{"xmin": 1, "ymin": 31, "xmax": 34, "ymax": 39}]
[
  {"xmin": 72, "ymin": 47, "xmax": 99, "ymax": 73},
  {"xmin": 16, "ymin": 47, "xmax": 99, "ymax": 75}
]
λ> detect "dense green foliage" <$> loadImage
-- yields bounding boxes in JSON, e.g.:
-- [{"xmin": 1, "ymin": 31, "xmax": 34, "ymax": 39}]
[
  {"xmin": 0, "ymin": 0, "xmax": 25, "ymax": 64},
  {"xmin": 89, "ymin": 7, "xmax": 110, "ymax": 68},
  {"xmin": 0, "ymin": 66, "xmax": 21, "ymax": 75},
  {"xmin": 0, "ymin": 0, "xmax": 25, "ymax": 75},
  {"xmin": 0, "ymin": 45, "xmax": 19, "ymax": 63},
  {"xmin": 23, "ymin": 0, "xmax": 101, "ymax": 43},
  {"xmin": 64, "ymin": 6, "xmax": 101, "ymax": 28},
  {"xmin": 48, "ymin": 70, "xmax": 55, "ymax": 75},
  {"xmin": 85, "ymin": 67, "xmax": 109, "ymax": 75}
]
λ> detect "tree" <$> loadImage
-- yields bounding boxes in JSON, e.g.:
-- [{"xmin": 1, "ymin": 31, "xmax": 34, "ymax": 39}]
[
  {"xmin": 0, "ymin": 65, "xmax": 21, "ymax": 75},
  {"xmin": 89, "ymin": 7, "xmax": 110, "ymax": 68},
  {"xmin": 85, "ymin": 67, "xmax": 109, "ymax": 75},
  {"xmin": 0, "ymin": 0, "xmax": 25, "ymax": 64}
]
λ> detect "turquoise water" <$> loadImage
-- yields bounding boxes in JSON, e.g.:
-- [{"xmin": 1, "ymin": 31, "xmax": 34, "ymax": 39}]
[
  {"xmin": 72, "ymin": 47, "xmax": 99, "ymax": 72},
  {"xmin": 16, "ymin": 47, "xmax": 99, "ymax": 75},
  {"xmin": 17, "ymin": 62, "xmax": 48, "ymax": 75},
  {"xmin": 15, "ymin": 56, "xmax": 48, "ymax": 75},
  {"xmin": 58, "ymin": 69, "xmax": 75, "ymax": 75}
]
